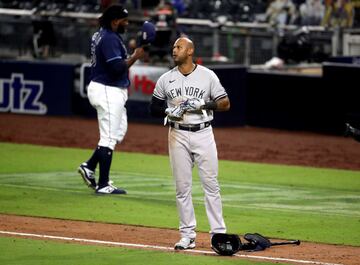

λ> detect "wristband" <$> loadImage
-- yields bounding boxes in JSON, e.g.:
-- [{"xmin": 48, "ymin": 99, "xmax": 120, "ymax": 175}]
[{"xmin": 203, "ymin": 101, "xmax": 217, "ymax": 110}]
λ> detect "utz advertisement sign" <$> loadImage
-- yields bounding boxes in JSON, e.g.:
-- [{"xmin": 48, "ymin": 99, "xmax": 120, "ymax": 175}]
[
  {"xmin": 0, "ymin": 73, "xmax": 47, "ymax": 114},
  {"xmin": 0, "ymin": 60, "xmax": 75, "ymax": 115}
]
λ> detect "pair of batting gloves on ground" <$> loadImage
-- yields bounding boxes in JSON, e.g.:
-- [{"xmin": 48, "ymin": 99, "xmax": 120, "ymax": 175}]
[{"xmin": 165, "ymin": 98, "xmax": 205, "ymax": 121}]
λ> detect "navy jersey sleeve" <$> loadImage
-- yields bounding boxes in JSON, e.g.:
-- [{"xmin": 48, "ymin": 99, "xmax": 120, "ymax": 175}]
[
  {"xmin": 101, "ymin": 34, "xmax": 124, "ymax": 63},
  {"xmin": 101, "ymin": 34, "xmax": 127, "ymax": 76}
]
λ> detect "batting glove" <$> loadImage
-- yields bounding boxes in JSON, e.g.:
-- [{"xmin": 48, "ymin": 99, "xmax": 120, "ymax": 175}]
[
  {"xmin": 165, "ymin": 106, "xmax": 184, "ymax": 121},
  {"xmin": 181, "ymin": 98, "xmax": 205, "ymax": 111}
]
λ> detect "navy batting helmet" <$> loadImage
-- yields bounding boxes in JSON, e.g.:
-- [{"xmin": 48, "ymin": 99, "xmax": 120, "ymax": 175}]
[
  {"xmin": 137, "ymin": 21, "xmax": 156, "ymax": 46},
  {"xmin": 211, "ymin": 233, "xmax": 242, "ymax": 256}
]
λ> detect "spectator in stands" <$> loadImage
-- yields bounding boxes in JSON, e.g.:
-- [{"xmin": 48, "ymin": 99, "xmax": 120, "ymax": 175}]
[
  {"xmin": 101, "ymin": 0, "xmax": 125, "ymax": 11},
  {"xmin": 299, "ymin": 0, "xmax": 325, "ymax": 25},
  {"xmin": 265, "ymin": 0, "xmax": 298, "ymax": 25},
  {"xmin": 322, "ymin": 0, "xmax": 354, "ymax": 28},
  {"xmin": 32, "ymin": 17, "xmax": 56, "ymax": 58},
  {"xmin": 171, "ymin": 0, "xmax": 186, "ymax": 16},
  {"xmin": 185, "ymin": 0, "xmax": 214, "ymax": 19},
  {"xmin": 150, "ymin": 1, "xmax": 178, "ymax": 63},
  {"xmin": 277, "ymin": 27, "xmax": 313, "ymax": 63}
]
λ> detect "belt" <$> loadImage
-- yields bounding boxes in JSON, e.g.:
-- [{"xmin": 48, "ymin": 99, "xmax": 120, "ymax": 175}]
[{"xmin": 169, "ymin": 121, "xmax": 211, "ymax": 132}]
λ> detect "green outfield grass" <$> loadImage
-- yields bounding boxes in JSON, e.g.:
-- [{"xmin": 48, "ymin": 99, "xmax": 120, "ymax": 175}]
[{"xmin": 0, "ymin": 142, "xmax": 359, "ymax": 265}]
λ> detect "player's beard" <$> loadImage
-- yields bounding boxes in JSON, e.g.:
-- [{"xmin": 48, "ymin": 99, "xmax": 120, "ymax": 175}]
[
  {"xmin": 117, "ymin": 25, "xmax": 125, "ymax": 34},
  {"xmin": 173, "ymin": 54, "xmax": 186, "ymax": 66},
  {"xmin": 173, "ymin": 58, "xmax": 180, "ymax": 65},
  {"xmin": 173, "ymin": 55, "xmax": 186, "ymax": 66}
]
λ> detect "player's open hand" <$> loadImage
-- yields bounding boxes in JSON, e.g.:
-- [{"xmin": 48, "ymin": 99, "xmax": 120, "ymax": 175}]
[{"xmin": 132, "ymin": 47, "xmax": 145, "ymax": 60}]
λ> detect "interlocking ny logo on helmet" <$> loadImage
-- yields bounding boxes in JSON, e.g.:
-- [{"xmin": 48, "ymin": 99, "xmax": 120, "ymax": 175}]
[{"xmin": 139, "ymin": 21, "xmax": 156, "ymax": 45}]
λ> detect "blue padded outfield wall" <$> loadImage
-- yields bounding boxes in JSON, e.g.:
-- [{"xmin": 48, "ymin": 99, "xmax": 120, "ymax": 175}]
[
  {"xmin": 322, "ymin": 63, "xmax": 360, "ymax": 131},
  {"xmin": 1, "ymin": 59, "xmax": 359, "ymax": 134},
  {"xmin": 0, "ymin": 60, "xmax": 75, "ymax": 115},
  {"xmin": 246, "ymin": 63, "xmax": 360, "ymax": 134},
  {"xmin": 246, "ymin": 70, "xmax": 324, "ymax": 132}
]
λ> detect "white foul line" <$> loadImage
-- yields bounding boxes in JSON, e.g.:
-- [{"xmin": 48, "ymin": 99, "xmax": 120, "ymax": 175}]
[
  {"xmin": 235, "ymin": 253, "xmax": 344, "ymax": 265},
  {"xmin": 0, "ymin": 230, "xmax": 343, "ymax": 265}
]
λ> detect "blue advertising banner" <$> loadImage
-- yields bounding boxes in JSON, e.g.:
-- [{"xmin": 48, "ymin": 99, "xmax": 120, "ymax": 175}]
[{"xmin": 0, "ymin": 60, "xmax": 75, "ymax": 115}]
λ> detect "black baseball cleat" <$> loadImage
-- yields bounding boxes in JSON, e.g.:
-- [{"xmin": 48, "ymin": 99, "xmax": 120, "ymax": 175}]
[
  {"xmin": 78, "ymin": 163, "xmax": 97, "ymax": 190},
  {"xmin": 344, "ymin": 123, "xmax": 355, "ymax": 137},
  {"xmin": 344, "ymin": 123, "xmax": 360, "ymax": 142}
]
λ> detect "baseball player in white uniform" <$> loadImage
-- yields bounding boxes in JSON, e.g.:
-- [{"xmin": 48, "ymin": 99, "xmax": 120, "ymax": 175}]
[
  {"xmin": 150, "ymin": 37, "xmax": 230, "ymax": 250},
  {"xmin": 78, "ymin": 5, "xmax": 144, "ymax": 195}
]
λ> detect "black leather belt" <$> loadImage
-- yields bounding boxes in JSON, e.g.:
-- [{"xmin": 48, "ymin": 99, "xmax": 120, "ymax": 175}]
[{"xmin": 169, "ymin": 121, "xmax": 211, "ymax": 132}]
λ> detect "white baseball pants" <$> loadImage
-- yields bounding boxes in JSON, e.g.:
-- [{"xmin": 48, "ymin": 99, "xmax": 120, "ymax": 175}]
[
  {"xmin": 168, "ymin": 126, "xmax": 226, "ymax": 239},
  {"xmin": 87, "ymin": 81, "xmax": 128, "ymax": 150}
]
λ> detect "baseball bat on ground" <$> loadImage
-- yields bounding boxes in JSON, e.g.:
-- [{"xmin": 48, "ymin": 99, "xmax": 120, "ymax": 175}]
[{"xmin": 270, "ymin": 239, "xmax": 301, "ymax": 246}]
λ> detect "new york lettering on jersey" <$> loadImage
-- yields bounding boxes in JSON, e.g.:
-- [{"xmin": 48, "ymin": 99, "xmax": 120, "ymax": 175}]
[
  {"xmin": 165, "ymin": 86, "xmax": 206, "ymax": 100},
  {"xmin": 158, "ymin": 65, "xmax": 225, "ymax": 104}
]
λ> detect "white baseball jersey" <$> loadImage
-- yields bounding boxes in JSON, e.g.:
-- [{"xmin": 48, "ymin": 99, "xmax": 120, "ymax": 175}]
[
  {"xmin": 153, "ymin": 64, "xmax": 227, "ymax": 239},
  {"xmin": 153, "ymin": 64, "xmax": 228, "ymax": 124}
]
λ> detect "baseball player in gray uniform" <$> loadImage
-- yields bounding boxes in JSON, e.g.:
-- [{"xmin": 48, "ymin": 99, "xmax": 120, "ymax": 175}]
[{"xmin": 150, "ymin": 37, "xmax": 230, "ymax": 250}]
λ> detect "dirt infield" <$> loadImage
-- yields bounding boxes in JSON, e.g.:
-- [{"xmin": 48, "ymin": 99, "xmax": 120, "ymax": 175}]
[
  {"xmin": 1, "ymin": 113, "xmax": 360, "ymax": 170},
  {"xmin": 0, "ymin": 113, "xmax": 360, "ymax": 265},
  {"xmin": 0, "ymin": 214, "xmax": 359, "ymax": 265}
]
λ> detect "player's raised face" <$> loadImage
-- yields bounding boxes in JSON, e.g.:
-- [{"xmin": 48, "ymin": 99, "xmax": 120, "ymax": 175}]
[
  {"xmin": 113, "ymin": 18, "xmax": 129, "ymax": 34},
  {"xmin": 172, "ymin": 38, "xmax": 194, "ymax": 65}
]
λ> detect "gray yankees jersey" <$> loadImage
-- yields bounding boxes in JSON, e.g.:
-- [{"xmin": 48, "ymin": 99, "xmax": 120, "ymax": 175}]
[{"xmin": 153, "ymin": 65, "xmax": 227, "ymax": 124}]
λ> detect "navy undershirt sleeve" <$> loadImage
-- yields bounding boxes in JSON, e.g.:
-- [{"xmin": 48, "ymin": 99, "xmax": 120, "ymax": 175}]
[{"xmin": 149, "ymin": 96, "xmax": 167, "ymax": 117}]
